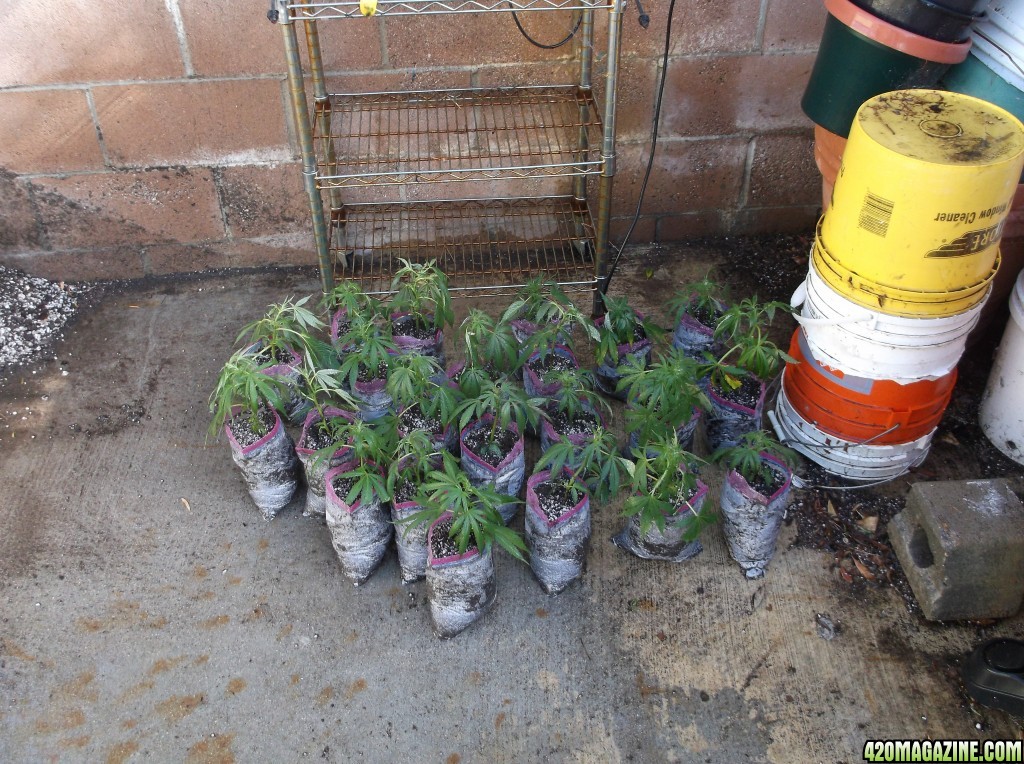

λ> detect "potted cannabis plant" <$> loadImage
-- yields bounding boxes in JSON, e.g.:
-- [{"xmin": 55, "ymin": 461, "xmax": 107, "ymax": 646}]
[
  {"xmin": 324, "ymin": 280, "xmax": 382, "ymax": 352},
  {"xmin": 401, "ymin": 452, "xmax": 526, "ymax": 638},
  {"xmin": 455, "ymin": 376, "xmax": 545, "ymax": 524},
  {"xmin": 528, "ymin": 427, "xmax": 629, "ymax": 594},
  {"xmin": 502, "ymin": 277, "xmax": 599, "ymax": 346},
  {"xmin": 323, "ymin": 417, "xmax": 394, "ymax": 585},
  {"xmin": 457, "ymin": 308, "xmax": 523, "ymax": 396},
  {"xmin": 593, "ymin": 294, "xmax": 663, "ymax": 400},
  {"xmin": 537, "ymin": 367, "xmax": 611, "ymax": 457},
  {"xmin": 293, "ymin": 362, "xmax": 358, "ymax": 518},
  {"xmin": 704, "ymin": 296, "xmax": 794, "ymax": 451},
  {"xmin": 209, "ymin": 349, "xmax": 299, "ymax": 520},
  {"xmin": 386, "ymin": 352, "xmax": 462, "ymax": 456},
  {"xmin": 618, "ymin": 349, "xmax": 711, "ymax": 454},
  {"xmin": 711, "ymin": 429, "xmax": 797, "ymax": 580},
  {"xmin": 387, "ymin": 429, "xmax": 444, "ymax": 584},
  {"xmin": 387, "ymin": 258, "xmax": 454, "ymax": 363},
  {"xmin": 666, "ymin": 275, "xmax": 728, "ymax": 361},
  {"xmin": 336, "ymin": 311, "xmax": 398, "ymax": 421},
  {"xmin": 236, "ymin": 296, "xmax": 329, "ymax": 424},
  {"xmin": 613, "ymin": 435, "xmax": 713, "ymax": 562}
]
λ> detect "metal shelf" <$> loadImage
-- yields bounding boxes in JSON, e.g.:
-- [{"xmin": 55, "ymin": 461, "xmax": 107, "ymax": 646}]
[
  {"xmin": 313, "ymin": 86, "xmax": 602, "ymax": 188},
  {"xmin": 285, "ymin": 0, "xmax": 612, "ymax": 20},
  {"xmin": 330, "ymin": 196, "xmax": 597, "ymax": 296}
]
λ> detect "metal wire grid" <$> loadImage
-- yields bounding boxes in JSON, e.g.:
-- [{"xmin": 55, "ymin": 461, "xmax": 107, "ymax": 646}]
[
  {"xmin": 313, "ymin": 86, "xmax": 602, "ymax": 187},
  {"xmin": 329, "ymin": 196, "xmax": 597, "ymax": 296},
  {"xmin": 286, "ymin": 0, "xmax": 611, "ymax": 19}
]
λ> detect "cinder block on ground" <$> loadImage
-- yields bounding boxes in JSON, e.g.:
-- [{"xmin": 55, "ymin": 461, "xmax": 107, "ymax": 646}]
[{"xmin": 889, "ymin": 479, "xmax": 1024, "ymax": 621}]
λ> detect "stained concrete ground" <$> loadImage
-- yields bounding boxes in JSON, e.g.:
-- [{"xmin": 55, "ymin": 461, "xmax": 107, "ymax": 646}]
[{"xmin": 1, "ymin": 244, "xmax": 1023, "ymax": 763}]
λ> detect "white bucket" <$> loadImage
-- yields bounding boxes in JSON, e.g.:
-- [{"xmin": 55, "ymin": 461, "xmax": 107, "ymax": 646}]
[
  {"xmin": 770, "ymin": 388, "xmax": 934, "ymax": 482},
  {"xmin": 979, "ymin": 269, "xmax": 1024, "ymax": 464},
  {"xmin": 792, "ymin": 257, "xmax": 987, "ymax": 382},
  {"xmin": 973, "ymin": 2, "xmax": 1024, "ymax": 92}
]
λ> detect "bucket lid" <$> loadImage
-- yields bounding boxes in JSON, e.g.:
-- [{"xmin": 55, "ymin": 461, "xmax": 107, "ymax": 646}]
[{"xmin": 855, "ymin": 89, "xmax": 1024, "ymax": 167}]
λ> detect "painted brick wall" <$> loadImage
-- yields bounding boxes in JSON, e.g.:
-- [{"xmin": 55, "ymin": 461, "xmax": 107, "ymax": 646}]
[{"xmin": 0, "ymin": 0, "xmax": 824, "ymax": 281}]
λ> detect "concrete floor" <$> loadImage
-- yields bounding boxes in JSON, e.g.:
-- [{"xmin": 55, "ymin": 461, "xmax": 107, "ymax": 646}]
[{"xmin": 2, "ymin": 254, "xmax": 1023, "ymax": 763}]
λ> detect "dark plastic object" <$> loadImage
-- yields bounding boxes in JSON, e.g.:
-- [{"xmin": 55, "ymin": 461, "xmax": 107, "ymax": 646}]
[
  {"xmin": 962, "ymin": 638, "xmax": 1024, "ymax": 716},
  {"xmin": 850, "ymin": 0, "xmax": 990, "ymax": 42},
  {"xmin": 802, "ymin": 13, "xmax": 952, "ymax": 136}
]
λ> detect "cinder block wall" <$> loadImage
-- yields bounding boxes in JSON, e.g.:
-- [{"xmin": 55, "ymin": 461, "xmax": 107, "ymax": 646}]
[{"xmin": 0, "ymin": 0, "xmax": 824, "ymax": 281}]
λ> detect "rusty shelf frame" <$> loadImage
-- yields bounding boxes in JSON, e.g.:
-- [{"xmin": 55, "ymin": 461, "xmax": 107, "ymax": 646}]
[
  {"xmin": 312, "ymin": 86, "xmax": 603, "ymax": 188},
  {"xmin": 330, "ymin": 196, "xmax": 596, "ymax": 297},
  {"xmin": 283, "ymin": 0, "xmax": 612, "ymax": 20}
]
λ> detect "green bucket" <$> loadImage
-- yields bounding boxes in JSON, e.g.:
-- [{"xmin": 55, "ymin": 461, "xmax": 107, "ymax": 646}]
[{"xmin": 802, "ymin": 13, "xmax": 952, "ymax": 136}]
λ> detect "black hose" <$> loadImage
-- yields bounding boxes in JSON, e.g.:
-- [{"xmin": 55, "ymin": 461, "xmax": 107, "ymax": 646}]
[{"xmin": 510, "ymin": 8, "xmax": 582, "ymax": 49}]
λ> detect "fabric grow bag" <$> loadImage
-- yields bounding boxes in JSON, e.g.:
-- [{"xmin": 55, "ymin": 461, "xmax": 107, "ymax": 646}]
[
  {"xmin": 460, "ymin": 417, "xmax": 525, "ymax": 524},
  {"xmin": 425, "ymin": 513, "xmax": 497, "ymax": 639}
]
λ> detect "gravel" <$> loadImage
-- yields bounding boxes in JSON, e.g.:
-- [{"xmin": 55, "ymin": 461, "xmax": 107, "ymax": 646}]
[{"xmin": 0, "ymin": 265, "xmax": 83, "ymax": 379}]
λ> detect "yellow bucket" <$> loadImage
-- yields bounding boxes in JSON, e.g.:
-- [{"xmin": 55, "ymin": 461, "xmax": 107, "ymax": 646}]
[
  {"xmin": 813, "ymin": 223, "xmax": 1000, "ymax": 316},
  {"xmin": 820, "ymin": 90, "xmax": 1024, "ymax": 299}
]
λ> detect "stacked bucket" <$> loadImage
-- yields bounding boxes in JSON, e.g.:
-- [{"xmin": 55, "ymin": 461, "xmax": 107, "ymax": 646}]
[
  {"xmin": 803, "ymin": 0, "xmax": 988, "ymax": 209},
  {"xmin": 773, "ymin": 89, "xmax": 1024, "ymax": 482}
]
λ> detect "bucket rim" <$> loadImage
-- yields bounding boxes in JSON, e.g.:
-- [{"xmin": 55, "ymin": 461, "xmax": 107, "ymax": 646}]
[{"xmin": 825, "ymin": 0, "xmax": 971, "ymax": 63}]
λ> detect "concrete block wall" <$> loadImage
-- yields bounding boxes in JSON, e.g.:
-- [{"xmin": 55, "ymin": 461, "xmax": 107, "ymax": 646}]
[{"xmin": 0, "ymin": 0, "xmax": 824, "ymax": 281}]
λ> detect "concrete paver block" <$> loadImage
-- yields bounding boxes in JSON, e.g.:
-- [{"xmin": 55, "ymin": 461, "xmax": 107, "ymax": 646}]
[{"xmin": 889, "ymin": 479, "xmax": 1024, "ymax": 621}]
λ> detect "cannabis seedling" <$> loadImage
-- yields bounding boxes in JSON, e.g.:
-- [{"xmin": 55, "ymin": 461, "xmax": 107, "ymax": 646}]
[
  {"xmin": 535, "ymin": 427, "xmax": 631, "ymax": 504},
  {"xmin": 711, "ymin": 429, "xmax": 798, "ymax": 491},
  {"xmin": 388, "ymin": 258, "xmax": 454, "ymax": 332},
  {"xmin": 623, "ymin": 435, "xmax": 713, "ymax": 539},
  {"xmin": 236, "ymin": 295, "xmax": 330, "ymax": 364},
  {"xmin": 666, "ymin": 274, "xmax": 728, "ymax": 329},
  {"xmin": 594, "ymin": 294, "xmax": 664, "ymax": 368},
  {"xmin": 455, "ymin": 377, "xmax": 545, "ymax": 459},
  {"xmin": 208, "ymin": 349, "xmax": 292, "ymax": 439}
]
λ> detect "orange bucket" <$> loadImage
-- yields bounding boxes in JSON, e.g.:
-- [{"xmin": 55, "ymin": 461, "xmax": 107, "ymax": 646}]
[
  {"xmin": 814, "ymin": 125, "xmax": 847, "ymax": 210},
  {"xmin": 782, "ymin": 328, "xmax": 957, "ymax": 444}
]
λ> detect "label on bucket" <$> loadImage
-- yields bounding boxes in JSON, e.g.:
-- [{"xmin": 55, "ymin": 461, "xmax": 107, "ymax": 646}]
[
  {"xmin": 858, "ymin": 192, "xmax": 895, "ymax": 237},
  {"xmin": 926, "ymin": 219, "xmax": 1005, "ymax": 258}
]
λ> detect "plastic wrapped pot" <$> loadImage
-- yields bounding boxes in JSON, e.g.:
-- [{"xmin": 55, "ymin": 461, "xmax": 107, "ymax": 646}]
[
  {"xmin": 523, "ymin": 345, "xmax": 579, "ymax": 399},
  {"xmin": 242, "ymin": 341, "xmax": 310, "ymax": 425},
  {"xmin": 704, "ymin": 378, "xmax": 767, "ymax": 452},
  {"xmin": 525, "ymin": 470, "xmax": 591, "ymax": 595},
  {"xmin": 719, "ymin": 455, "xmax": 793, "ymax": 579},
  {"xmin": 392, "ymin": 497, "xmax": 430, "ymax": 584},
  {"xmin": 539, "ymin": 405, "xmax": 607, "ymax": 460},
  {"xmin": 460, "ymin": 417, "xmax": 525, "ymax": 524},
  {"xmin": 672, "ymin": 311, "xmax": 721, "ymax": 362},
  {"xmin": 612, "ymin": 481, "xmax": 709, "ymax": 562},
  {"xmin": 351, "ymin": 376, "xmax": 393, "ymax": 422},
  {"xmin": 295, "ymin": 407, "xmax": 355, "ymax": 518},
  {"xmin": 225, "ymin": 406, "xmax": 299, "ymax": 520},
  {"xmin": 324, "ymin": 463, "xmax": 392, "ymax": 586},
  {"xmin": 425, "ymin": 513, "xmax": 496, "ymax": 639},
  {"xmin": 593, "ymin": 315, "xmax": 653, "ymax": 401},
  {"xmin": 392, "ymin": 311, "xmax": 445, "ymax": 366}
]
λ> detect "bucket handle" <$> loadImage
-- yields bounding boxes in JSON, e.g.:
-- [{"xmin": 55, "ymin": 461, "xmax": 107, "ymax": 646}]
[{"xmin": 790, "ymin": 281, "xmax": 878, "ymax": 329}]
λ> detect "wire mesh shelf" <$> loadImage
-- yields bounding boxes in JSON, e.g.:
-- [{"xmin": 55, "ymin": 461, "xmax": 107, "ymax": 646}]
[
  {"xmin": 313, "ymin": 86, "xmax": 602, "ymax": 188},
  {"xmin": 285, "ymin": 0, "xmax": 612, "ymax": 19},
  {"xmin": 329, "ymin": 196, "xmax": 597, "ymax": 297}
]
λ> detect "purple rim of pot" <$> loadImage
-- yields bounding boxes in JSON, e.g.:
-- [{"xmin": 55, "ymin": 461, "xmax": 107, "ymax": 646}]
[
  {"xmin": 354, "ymin": 375, "xmax": 388, "ymax": 394},
  {"xmin": 460, "ymin": 416, "xmax": 524, "ymax": 473},
  {"xmin": 708, "ymin": 376, "xmax": 768, "ymax": 416},
  {"xmin": 525, "ymin": 345, "xmax": 579, "ymax": 396},
  {"xmin": 296, "ymin": 406, "xmax": 356, "ymax": 456},
  {"xmin": 676, "ymin": 311, "xmax": 716, "ymax": 338},
  {"xmin": 526, "ymin": 468, "xmax": 589, "ymax": 528},
  {"xmin": 391, "ymin": 311, "xmax": 443, "ymax": 348},
  {"xmin": 226, "ymin": 404, "xmax": 284, "ymax": 457},
  {"xmin": 726, "ymin": 453, "xmax": 793, "ymax": 503},
  {"xmin": 427, "ymin": 511, "xmax": 480, "ymax": 566},
  {"xmin": 540, "ymin": 403, "xmax": 606, "ymax": 446},
  {"xmin": 325, "ymin": 460, "xmax": 382, "ymax": 514},
  {"xmin": 594, "ymin": 314, "xmax": 654, "ymax": 356},
  {"xmin": 243, "ymin": 341, "xmax": 302, "ymax": 377}
]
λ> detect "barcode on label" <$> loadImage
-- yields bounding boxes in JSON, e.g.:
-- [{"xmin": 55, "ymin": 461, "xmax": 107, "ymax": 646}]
[{"xmin": 858, "ymin": 192, "xmax": 894, "ymax": 237}]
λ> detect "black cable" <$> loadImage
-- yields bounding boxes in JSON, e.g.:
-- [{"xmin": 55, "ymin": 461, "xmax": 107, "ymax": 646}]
[
  {"xmin": 511, "ymin": 9, "xmax": 582, "ymax": 49},
  {"xmin": 601, "ymin": 0, "xmax": 678, "ymax": 295}
]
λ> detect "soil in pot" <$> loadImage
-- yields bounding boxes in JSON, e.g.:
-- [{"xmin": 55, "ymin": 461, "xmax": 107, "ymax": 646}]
[
  {"xmin": 398, "ymin": 404, "xmax": 457, "ymax": 456},
  {"xmin": 296, "ymin": 409, "xmax": 352, "ymax": 518},
  {"xmin": 524, "ymin": 347, "xmax": 579, "ymax": 399},
  {"xmin": 539, "ymin": 406, "xmax": 602, "ymax": 456},
  {"xmin": 324, "ymin": 468, "xmax": 392, "ymax": 586},
  {"xmin": 595, "ymin": 326, "xmax": 653, "ymax": 401},
  {"xmin": 225, "ymin": 406, "xmax": 299, "ymax": 520},
  {"xmin": 612, "ymin": 481, "xmax": 709, "ymax": 562},
  {"xmin": 720, "ymin": 459, "xmax": 793, "ymax": 580},
  {"xmin": 425, "ymin": 514, "xmax": 496, "ymax": 639},
  {"xmin": 461, "ymin": 424, "xmax": 520, "ymax": 468},
  {"xmin": 705, "ymin": 375, "xmax": 766, "ymax": 451},
  {"xmin": 525, "ymin": 471, "xmax": 591, "ymax": 595}
]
